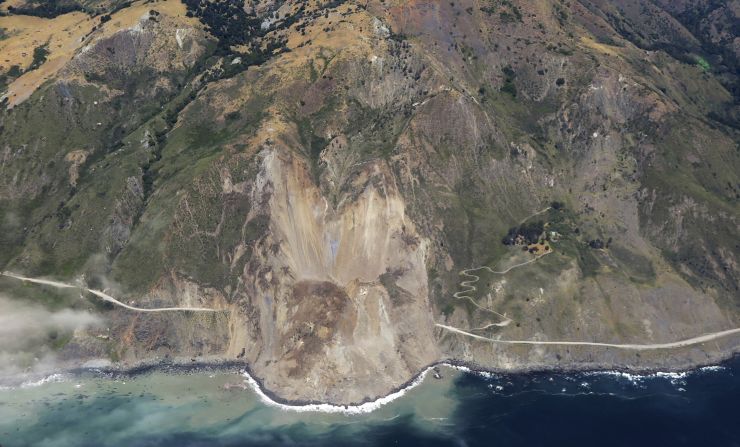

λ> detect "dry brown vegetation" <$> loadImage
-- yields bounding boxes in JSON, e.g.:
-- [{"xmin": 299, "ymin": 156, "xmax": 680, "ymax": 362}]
[{"xmin": 1, "ymin": 0, "xmax": 199, "ymax": 107}]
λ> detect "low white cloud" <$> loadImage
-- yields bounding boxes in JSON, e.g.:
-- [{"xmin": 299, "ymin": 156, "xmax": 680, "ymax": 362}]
[{"xmin": 0, "ymin": 295, "xmax": 103, "ymax": 379}]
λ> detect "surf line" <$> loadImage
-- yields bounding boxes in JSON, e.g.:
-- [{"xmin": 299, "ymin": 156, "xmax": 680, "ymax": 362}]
[
  {"xmin": 241, "ymin": 363, "xmax": 472, "ymax": 415},
  {"xmin": 240, "ymin": 359, "xmax": 737, "ymax": 415}
]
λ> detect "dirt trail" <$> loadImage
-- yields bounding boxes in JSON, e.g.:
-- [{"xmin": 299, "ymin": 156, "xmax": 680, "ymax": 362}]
[
  {"xmin": 446, "ymin": 223, "xmax": 740, "ymax": 351},
  {"xmin": 2, "ymin": 272, "xmax": 224, "ymax": 313},
  {"xmin": 453, "ymin": 253, "xmax": 550, "ymax": 325},
  {"xmin": 519, "ymin": 206, "xmax": 551, "ymax": 225}
]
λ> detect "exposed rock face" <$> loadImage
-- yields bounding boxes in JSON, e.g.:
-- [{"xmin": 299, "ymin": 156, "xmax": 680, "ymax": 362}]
[
  {"xmin": 0, "ymin": 0, "xmax": 738, "ymax": 404},
  {"xmin": 232, "ymin": 146, "xmax": 438, "ymax": 402}
]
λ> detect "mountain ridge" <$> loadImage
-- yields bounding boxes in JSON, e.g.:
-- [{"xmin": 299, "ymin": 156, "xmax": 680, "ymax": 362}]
[{"xmin": 0, "ymin": 0, "xmax": 738, "ymax": 404}]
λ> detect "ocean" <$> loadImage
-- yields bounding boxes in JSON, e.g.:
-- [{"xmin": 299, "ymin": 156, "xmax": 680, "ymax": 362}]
[{"xmin": 1, "ymin": 357, "xmax": 738, "ymax": 447}]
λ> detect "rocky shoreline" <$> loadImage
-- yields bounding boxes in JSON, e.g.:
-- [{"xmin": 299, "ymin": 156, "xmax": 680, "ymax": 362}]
[{"xmin": 3, "ymin": 350, "xmax": 738, "ymax": 410}]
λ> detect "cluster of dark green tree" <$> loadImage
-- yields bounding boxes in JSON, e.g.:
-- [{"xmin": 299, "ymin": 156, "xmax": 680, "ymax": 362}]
[{"xmin": 501, "ymin": 221, "xmax": 545, "ymax": 246}]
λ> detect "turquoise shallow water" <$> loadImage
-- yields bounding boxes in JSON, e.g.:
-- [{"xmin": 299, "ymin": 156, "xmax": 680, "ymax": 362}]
[
  {"xmin": 1, "ymin": 358, "xmax": 739, "ymax": 446},
  {"xmin": 0, "ymin": 365, "xmax": 462, "ymax": 446}
]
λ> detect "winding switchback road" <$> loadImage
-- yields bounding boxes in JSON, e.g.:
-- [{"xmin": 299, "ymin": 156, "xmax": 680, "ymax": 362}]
[
  {"xmin": 445, "ymin": 222, "xmax": 740, "ymax": 351},
  {"xmin": 453, "ymin": 253, "xmax": 550, "ymax": 325},
  {"xmin": 2, "ymin": 272, "xmax": 225, "ymax": 313}
]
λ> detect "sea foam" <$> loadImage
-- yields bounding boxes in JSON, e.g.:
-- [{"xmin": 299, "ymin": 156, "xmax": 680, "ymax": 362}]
[
  {"xmin": 241, "ymin": 364, "xmax": 460, "ymax": 414},
  {"xmin": 0, "ymin": 373, "xmax": 68, "ymax": 391}
]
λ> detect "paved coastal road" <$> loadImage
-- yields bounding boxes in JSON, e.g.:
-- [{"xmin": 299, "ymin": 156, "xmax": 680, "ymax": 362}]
[
  {"xmin": 445, "ymin": 259, "xmax": 740, "ymax": 350},
  {"xmin": 2, "ymin": 272, "xmax": 224, "ymax": 313},
  {"xmin": 436, "ymin": 323, "xmax": 740, "ymax": 350}
]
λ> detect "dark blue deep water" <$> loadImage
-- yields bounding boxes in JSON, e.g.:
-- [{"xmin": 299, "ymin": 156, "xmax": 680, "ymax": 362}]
[
  {"xmin": 445, "ymin": 361, "xmax": 740, "ymax": 447},
  {"xmin": 2, "ymin": 357, "xmax": 739, "ymax": 447}
]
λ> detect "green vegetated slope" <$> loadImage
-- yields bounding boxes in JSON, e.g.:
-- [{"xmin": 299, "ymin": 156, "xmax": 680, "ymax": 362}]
[{"xmin": 0, "ymin": 0, "xmax": 738, "ymax": 390}]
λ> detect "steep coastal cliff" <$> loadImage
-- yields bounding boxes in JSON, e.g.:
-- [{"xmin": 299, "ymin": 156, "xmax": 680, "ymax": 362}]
[{"xmin": 0, "ymin": 0, "xmax": 738, "ymax": 404}]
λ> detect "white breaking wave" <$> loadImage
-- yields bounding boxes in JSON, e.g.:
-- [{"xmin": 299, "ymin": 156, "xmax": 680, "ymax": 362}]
[
  {"xmin": 241, "ymin": 361, "xmax": 733, "ymax": 414},
  {"xmin": 241, "ymin": 362, "xmax": 504, "ymax": 415},
  {"xmin": 0, "ymin": 373, "xmax": 68, "ymax": 391},
  {"xmin": 579, "ymin": 366, "xmax": 726, "ymax": 386},
  {"xmin": 447, "ymin": 364, "xmax": 498, "ymax": 379},
  {"xmin": 699, "ymin": 365, "xmax": 726, "ymax": 373},
  {"xmin": 241, "ymin": 365, "xmax": 452, "ymax": 415}
]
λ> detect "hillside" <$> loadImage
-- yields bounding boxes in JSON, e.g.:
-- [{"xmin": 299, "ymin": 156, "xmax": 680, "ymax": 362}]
[{"xmin": 0, "ymin": 0, "xmax": 738, "ymax": 404}]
